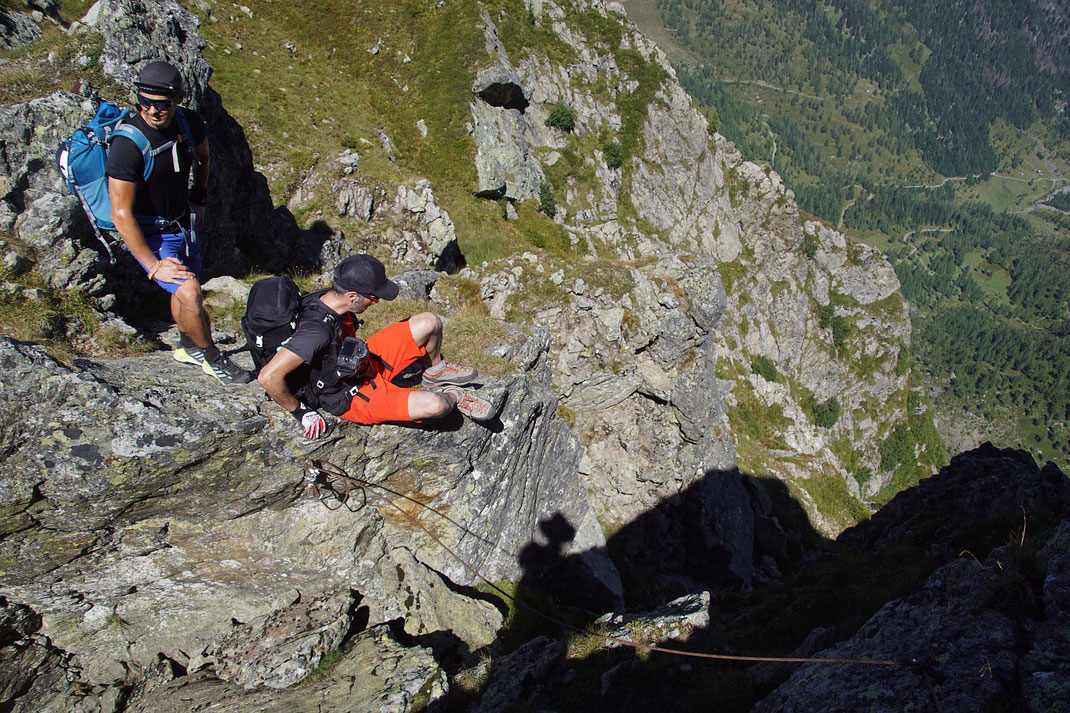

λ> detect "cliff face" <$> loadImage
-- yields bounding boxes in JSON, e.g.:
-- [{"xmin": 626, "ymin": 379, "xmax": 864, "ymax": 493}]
[
  {"xmin": 458, "ymin": 0, "xmax": 914, "ymax": 537},
  {"xmin": 754, "ymin": 444, "xmax": 1070, "ymax": 712},
  {"xmin": 0, "ymin": 329, "xmax": 617, "ymax": 707},
  {"xmin": 0, "ymin": 0, "xmax": 943, "ymax": 710}
]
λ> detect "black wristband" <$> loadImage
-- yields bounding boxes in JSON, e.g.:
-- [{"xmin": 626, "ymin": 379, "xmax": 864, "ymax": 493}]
[
  {"xmin": 290, "ymin": 402, "xmax": 312, "ymax": 423},
  {"xmin": 189, "ymin": 187, "xmax": 207, "ymax": 205}
]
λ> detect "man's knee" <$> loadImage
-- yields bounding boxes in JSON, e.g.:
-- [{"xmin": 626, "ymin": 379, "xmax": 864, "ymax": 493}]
[
  {"xmin": 174, "ymin": 279, "xmax": 204, "ymax": 311},
  {"xmin": 408, "ymin": 312, "xmax": 442, "ymax": 346},
  {"xmin": 408, "ymin": 390, "xmax": 452, "ymax": 420}
]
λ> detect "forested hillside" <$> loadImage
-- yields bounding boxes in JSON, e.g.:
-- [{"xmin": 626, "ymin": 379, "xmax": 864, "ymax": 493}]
[{"xmin": 625, "ymin": 0, "xmax": 1070, "ymax": 468}]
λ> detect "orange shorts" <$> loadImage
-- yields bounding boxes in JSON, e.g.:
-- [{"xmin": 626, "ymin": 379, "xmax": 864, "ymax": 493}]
[{"xmin": 340, "ymin": 319, "xmax": 426, "ymax": 425}]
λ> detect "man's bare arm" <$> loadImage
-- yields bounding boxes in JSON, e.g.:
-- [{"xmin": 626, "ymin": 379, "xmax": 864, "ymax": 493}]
[
  {"xmin": 257, "ymin": 347, "xmax": 306, "ymax": 412},
  {"xmin": 108, "ymin": 176, "xmax": 193, "ymax": 284}
]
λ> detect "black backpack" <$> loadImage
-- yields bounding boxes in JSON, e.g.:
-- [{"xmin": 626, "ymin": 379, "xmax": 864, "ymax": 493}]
[
  {"xmin": 241, "ymin": 276, "xmax": 303, "ymax": 372},
  {"xmin": 241, "ymin": 277, "xmax": 358, "ymax": 415},
  {"xmin": 241, "ymin": 276, "xmax": 341, "ymax": 368}
]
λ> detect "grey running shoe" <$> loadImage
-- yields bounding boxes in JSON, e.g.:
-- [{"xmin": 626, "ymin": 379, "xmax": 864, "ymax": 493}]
[
  {"xmin": 422, "ymin": 359, "xmax": 478, "ymax": 387},
  {"xmin": 173, "ymin": 346, "xmax": 205, "ymax": 365},
  {"xmin": 443, "ymin": 386, "xmax": 497, "ymax": 421},
  {"xmin": 202, "ymin": 354, "xmax": 254, "ymax": 384}
]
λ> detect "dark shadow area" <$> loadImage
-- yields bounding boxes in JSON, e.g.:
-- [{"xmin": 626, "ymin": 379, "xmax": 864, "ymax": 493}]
[
  {"xmin": 196, "ymin": 86, "xmax": 286, "ymax": 276},
  {"xmin": 427, "ymin": 446, "xmax": 1070, "ymax": 712},
  {"xmin": 517, "ymin": 514, "xmax": 621, "ymax": 615},
  {"xmin": 435, "ymin": 239, "xmax": 466, "ymax": 274},
  {"xmin": 290, "ymin": 218, "xmax": 337, "ymax": 272},
  {"xmin": 608, "ymin": 469, "xmax": 813, "ymax": 610},
  {"xmin": 477, "ymin": 83, "xmax": 530, "ymax": 112}
]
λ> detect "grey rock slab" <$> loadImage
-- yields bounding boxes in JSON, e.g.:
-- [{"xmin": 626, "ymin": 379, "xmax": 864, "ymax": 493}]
[
  {"xmin": 0, "ymin": 10, "xmax": 41, "ymax": 49},
  {"xmin": 334, "ymin": 178, "xmax": 375, "ymax": 220},
  {"xmin": 595, "ymin": 590, "xmax": 710, "ymax": 648},
  {"xmin": 831, "ymin": 246, "xmax": 902, "ymax": 305},
  {"xmin": 124, "ymin": 626, "xmax": 444, "ymax": 712},
  {"xmin": 470, "ymin": 100, "xmax": 544, "ymax": 201},
  {"xmin": 201, "ymin": 275, "xmax": 248, "ymax": 309},
  {"xmin": 210, "ymin": 589, "xmax": 356, "ymax": 690},
  {"xmin": 469, "ymin": 636, "xmax": 564, "ymax": 713},
  {"xmin": 390, "ymin": 547, "xmax": 502, "ymax": 652},
  {"xmin": 0, "ymin": 336, "xmax": 619, "ymax": 691}
]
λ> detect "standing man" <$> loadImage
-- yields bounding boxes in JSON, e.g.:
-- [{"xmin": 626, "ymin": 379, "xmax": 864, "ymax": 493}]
[
  {"xmin": 258, "ymin": 254, "xmax": 497, "ymax": 439},
  {"xmin": 107, "ymin": 60, "xmax": 252, "ymax": 384}
]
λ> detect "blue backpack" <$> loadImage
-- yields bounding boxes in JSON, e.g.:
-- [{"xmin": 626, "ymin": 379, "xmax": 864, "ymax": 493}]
[{"xmin": 56, "ymin": 100, "xmax": 192, "ymax": 262}]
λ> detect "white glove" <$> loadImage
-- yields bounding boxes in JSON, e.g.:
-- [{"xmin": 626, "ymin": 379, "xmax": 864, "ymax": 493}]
[{"xmin": 290, "ymin": 403, "xmax": 327, "ymax": 440}]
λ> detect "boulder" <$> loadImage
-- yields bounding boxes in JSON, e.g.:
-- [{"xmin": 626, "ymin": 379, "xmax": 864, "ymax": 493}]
[
  {"xmin": 0, "ymin": 10, "xmax": 41, "ymax": 49},
  {"xmin": 595, "ymin": 591, "xmax": 710, "ymax": 649},
  {"xmin": 0, "ymin": 333, "xmax": 619, "ymax": 705},
  {"xmin": 470, "ymin": 99, "xmax": 545, "ymax": 201}
]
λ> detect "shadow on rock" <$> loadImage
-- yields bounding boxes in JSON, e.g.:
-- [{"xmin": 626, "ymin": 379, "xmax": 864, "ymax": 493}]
[{"xmin": 449, "ymin": 446, "xmax": 1070, "ymax": 713}]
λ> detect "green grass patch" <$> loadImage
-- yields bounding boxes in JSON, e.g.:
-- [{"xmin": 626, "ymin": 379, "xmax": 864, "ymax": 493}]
[
  {"xmin": 545, "ymin": 103, "xmax": 577, "ymax": 133},
  {"xmin": 791, "ymin": 380, "xmax": 841, "ymax": 429},
  {"xmin": 717, "ymin": 260, "xmax": 747, "ymax": 293},
  {"xmin": 750, "ymin": 355, "xmax": 777, "ymax": 383},
  {"xmin": 0, "ymin": 270, "xmax": 150, "ymax": 356},
  {"xmin": 794, "ymin": 473, "xmax": 870, "ymax": 530},
  {"xmin": 0, "ymin": 25, "xmax": 117, "ymax": 105},
  {"xmin": 727, "ymin": 380, "xmax": 791, "ymax": 447}
]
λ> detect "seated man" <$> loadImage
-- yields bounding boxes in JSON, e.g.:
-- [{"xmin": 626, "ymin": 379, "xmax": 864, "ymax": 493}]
[{"xmin": 258, "ymin": 254, "xmax": 497, "ymax": 439}]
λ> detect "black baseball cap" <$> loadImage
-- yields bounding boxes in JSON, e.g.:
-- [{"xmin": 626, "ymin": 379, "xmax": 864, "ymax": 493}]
[
  {"xmin": 135, "ymin": 61, "xmax": 184, "ymax": 97},
  {"xmin": 334, "ymin": 255, "xmax": 399, "ymax": 300}
]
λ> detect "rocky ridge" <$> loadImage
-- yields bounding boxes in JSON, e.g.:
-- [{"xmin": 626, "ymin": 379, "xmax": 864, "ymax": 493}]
[
  {"xmin": 0, "ymin": 0, "xmax": 953, "ymax": 710},
  {"xmin": 754, "ymin": 444, "xmax": 1070, "ymax": 712},
  {"xmin": 0, "ymin": 328, "xmax": 615, "ymax": 709}
]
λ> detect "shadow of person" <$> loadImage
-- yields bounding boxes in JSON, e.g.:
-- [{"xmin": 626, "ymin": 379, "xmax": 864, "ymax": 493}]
[{"xmin": 434, "ymin": 469, "xmax": 822, "ymax": 712}]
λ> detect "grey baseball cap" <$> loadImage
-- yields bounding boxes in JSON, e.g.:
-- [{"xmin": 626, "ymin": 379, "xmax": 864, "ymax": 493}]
[
  {"xmin": 334, "ymin": 255, "xmax": 399, "ymax": 300},
  {"xmin": 135, "ymin": 61, "xmax": 184, "ymax": 97}
]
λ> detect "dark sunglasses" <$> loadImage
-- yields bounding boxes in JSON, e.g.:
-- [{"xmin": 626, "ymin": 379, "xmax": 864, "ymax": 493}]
[
  {"xmin": 360, "ymin": 293, "xmax": 380, "ymax": 304},
  {"xmin": 138, "ymin": 94, "xmax": 178, "ymax": 112}
]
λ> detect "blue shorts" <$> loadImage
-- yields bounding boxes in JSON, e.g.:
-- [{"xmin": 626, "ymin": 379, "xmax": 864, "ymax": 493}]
[{"xmin": 144, "ymin": 230, "xmax": 201, "ymax": 295}]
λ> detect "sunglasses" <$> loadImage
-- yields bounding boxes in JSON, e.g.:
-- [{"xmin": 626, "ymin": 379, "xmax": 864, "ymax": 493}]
[
  {"xmin": 360, "ymin": 293, "xmax": 380, "ymax": 304},
  {"xmin": 138, "ymin": 94, "xmax": 178, "ymax": 112}
]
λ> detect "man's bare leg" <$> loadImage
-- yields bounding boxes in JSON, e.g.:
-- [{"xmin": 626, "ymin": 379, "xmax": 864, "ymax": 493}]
[{"xmin": 172, "ymin": 279, "xmax": 213, "ymax": 350}]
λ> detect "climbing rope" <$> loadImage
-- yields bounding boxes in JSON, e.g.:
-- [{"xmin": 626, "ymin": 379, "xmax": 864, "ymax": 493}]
[{"xmin": 304, "ymin": 459, "xmax": 935, "ymax": 673}]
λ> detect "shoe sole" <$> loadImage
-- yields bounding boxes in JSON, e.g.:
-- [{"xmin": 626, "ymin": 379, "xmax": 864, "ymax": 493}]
[
  {"xmin": 457, "ymin": 396, "xmax": 497, "ymax": 421},
  {"xmin": 460, "ymin": 408, "xmax": 496, "ymax": 422},
  {"xmin": 433, "ymin": 384, "xmax": 497, "ymax": 421},
  {"xmin": 422, "ymin": 373, "xmax": 479, "ymax": 387},
  {"xmin": 173, "ymin": 348, "xmax": 203, "ymax": 366},
  {"xmin": 201, "ymin": 359, "xmax": 253, "ymax": 385}
]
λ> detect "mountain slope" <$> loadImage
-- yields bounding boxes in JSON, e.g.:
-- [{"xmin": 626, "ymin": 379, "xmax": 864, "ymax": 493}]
[{"xmin": 0, "ymin": 0, "xmax": 972, "ymax": 710}]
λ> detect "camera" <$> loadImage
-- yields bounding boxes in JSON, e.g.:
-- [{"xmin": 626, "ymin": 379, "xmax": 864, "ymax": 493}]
[{"xmin": 336, "ymin": 336, "xmax": 368, "ymax": 375}]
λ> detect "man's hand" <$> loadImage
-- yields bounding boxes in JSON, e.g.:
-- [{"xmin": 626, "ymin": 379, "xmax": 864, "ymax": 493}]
[
  {"xmin": 152, "ymin": 256, "xmax": 195, "ymax": 285},
  {"xmin": 291, "ymin": 402, "xmax": 327, "ymax": 440}
]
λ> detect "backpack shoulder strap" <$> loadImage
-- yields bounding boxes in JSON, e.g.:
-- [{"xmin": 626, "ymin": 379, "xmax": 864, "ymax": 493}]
[
  {"xmin": 300, "ymin": 291, "xmax": 339, "ymax": 325},
  {"xmin": 173, "ymin": 108, "xmax": 199, "ymax": 166},
  {"xmin": 173, "ymin": 108, "xmax": 193, "ymax": 143},
  {"xmin": 111, "ymin": 124, "xmax": 155, "ymax": 182}
]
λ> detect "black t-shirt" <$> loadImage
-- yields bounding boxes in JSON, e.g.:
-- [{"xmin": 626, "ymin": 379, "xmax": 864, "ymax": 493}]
[
  {"xmin": 280, "ymin": 298, "xmax": 360, "ymax": 411},
  {"xmin": 105, "ymin": 108, "xmax": 207, "ymax": 228},
  {"xmin": 281, "ymin": 298, "xmax": 358, "ymax": 364}
]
